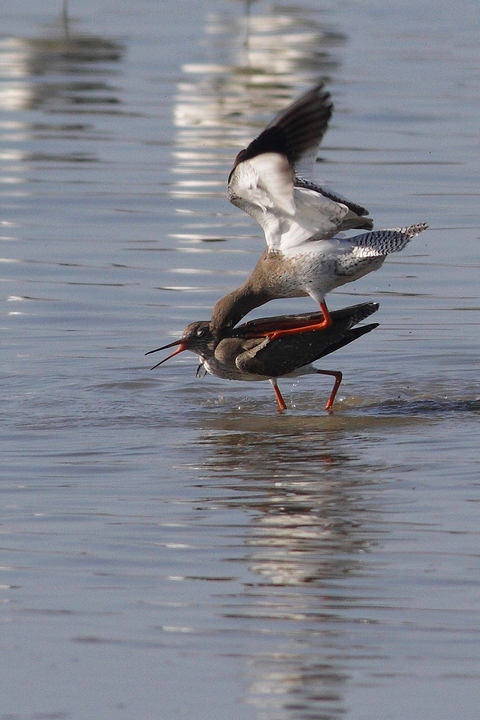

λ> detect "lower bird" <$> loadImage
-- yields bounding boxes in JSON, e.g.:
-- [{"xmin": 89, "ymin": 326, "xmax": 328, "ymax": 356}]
[{"xmin": 146, "ymin": 302, "xmax": 379, "ymax": 412}]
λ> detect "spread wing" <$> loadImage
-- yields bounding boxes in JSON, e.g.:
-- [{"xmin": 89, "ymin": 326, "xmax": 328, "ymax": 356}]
[
  {"xmin": 227, "ymin": 84, "xmax": 372, "ymax": 251},
  {"xmin": 235, "ymin": 83, "xmax": 333, "ymax": 176},
  {"xmin": 228, "ymin": 167, "xmax": 353, "ymax": 250}
]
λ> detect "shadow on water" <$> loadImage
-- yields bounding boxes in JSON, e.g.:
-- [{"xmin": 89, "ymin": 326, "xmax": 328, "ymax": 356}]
[
  {"xmin": 368, "ymin": 396, "xmax": 480, "ymax": 417},
  {"xmin": 189, "ymin": 390, "xmax": 480, "ymax": 435}
]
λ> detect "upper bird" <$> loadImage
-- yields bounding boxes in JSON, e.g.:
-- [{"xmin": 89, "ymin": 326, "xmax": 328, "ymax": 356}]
[{"xmin": 212, "ymin": 83, "xmax": 428, "ymax": 339}]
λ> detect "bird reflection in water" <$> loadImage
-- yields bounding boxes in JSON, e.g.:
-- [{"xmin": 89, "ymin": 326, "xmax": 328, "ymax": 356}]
[{"xmin": 191, "ymin": 412, "xmax": 381, "ymax": 719}]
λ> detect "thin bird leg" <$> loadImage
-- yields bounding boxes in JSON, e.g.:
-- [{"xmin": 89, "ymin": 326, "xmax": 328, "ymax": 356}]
[
  {"xmin": 269, "ymin": 378, "xmax": 287, "ymax": 412},
  {"xmin": 195, "ymin": 364, "xmax": 207, "ymax": 378},
  {"xmin": 316, "ymin": 369, "xmax": 343, "ymax": 411},
  {"xmin": 247, "ymin": 302, "xmax": 333, "ymax": 340}
]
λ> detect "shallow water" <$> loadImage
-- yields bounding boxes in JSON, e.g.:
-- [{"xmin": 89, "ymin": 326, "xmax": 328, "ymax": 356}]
[{"xmin": 1, "ymin": 1, "xmax": 480, "ymax": 719}]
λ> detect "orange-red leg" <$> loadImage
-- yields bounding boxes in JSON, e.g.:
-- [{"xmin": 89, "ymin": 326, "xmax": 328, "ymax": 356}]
[
  {"xmin": 316, "ymin": 369, "xmax": 343, "ymax": 411},
  {"xmin": 269, "ymin": 379, "xmax": 287, "ymax": 412},
  {"xmin": 248, "ymin": 302, "xmax": 333, "ymax": 340}
]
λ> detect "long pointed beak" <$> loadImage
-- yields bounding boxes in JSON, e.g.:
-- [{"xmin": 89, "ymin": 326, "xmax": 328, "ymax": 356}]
[{"xmin": 145, "ymin": 339, "xmax": 188, "ymax": 370}]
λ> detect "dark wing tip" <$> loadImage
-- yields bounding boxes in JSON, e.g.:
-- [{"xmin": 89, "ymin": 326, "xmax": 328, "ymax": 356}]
[
  {"xmin": 329, "ymin": 301, "xmax": 380, "ymax": 325},
  {"xmin": 239, "ymin": 83, "xmax": 333, "ymax": 166}
]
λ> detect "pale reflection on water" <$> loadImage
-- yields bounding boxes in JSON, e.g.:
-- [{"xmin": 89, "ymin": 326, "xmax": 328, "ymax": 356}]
[
  {"xmin": 171, "ymin": 5, "xmax": 345, "ymax": 250},
  {"xmin": 1, "ymin": 1, "xmax": 480, "ymax": 719},
  {"xmin": 188, "ymin": 398, "xmax": 480, "ymax": 718},
  {"xmin": 0, "ymin": 13, "xmax": 124, "ymax": 114}
]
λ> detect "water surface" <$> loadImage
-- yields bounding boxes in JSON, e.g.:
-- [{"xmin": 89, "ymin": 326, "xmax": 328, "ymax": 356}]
[{"xmin": 1, "ymin": 1, "xmax": 480, "ymax": 719}]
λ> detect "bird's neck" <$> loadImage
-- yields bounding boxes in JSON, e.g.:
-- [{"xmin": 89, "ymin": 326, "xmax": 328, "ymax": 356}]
[
  {"xmin": 210, "ymin": 276, "xmax": 272, "ymax": 334},
  {"xmin": 210, "ymin": 285, "xmax": 269, "ymax": 333}
]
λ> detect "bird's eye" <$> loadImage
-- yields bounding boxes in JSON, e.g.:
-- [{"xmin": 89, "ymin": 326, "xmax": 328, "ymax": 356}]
[{"xmin": 196, "ymin": 327, "xmax": 207, "ymax": 338}]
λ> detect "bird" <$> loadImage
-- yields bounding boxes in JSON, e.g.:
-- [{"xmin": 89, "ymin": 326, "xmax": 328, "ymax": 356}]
[
  {"xmin": 210, "ymin": 83, "xmax": 428, "ymax": 339},
  {"xmin": 146, "ymin": 302, "xmax": 379, "ymax": 412},
  {"xmin": 211, "ymin": 223, "xmax": 427, "ymax": 340}
]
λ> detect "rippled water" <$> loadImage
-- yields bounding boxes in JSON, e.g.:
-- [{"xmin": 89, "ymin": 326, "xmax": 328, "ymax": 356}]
[{"xmin": 2, "ymin": 1, "xmax": 480, "ymax": 719}]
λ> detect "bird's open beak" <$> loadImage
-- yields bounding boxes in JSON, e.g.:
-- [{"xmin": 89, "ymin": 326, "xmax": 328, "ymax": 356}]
[{"xmin": 145, "ymin": 339, "xmax": 188, "ymax": 370}]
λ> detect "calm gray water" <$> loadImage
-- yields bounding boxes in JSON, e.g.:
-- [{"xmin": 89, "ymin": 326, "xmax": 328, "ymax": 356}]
[{"xmin": 1, "ymin": 1, "xmax": 479, "ymax": 718}]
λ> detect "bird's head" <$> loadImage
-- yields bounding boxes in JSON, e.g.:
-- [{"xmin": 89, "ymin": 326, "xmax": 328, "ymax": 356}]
[{"xmin": 146, "ymin": 321, "xmax": 215, "ymax": 369}]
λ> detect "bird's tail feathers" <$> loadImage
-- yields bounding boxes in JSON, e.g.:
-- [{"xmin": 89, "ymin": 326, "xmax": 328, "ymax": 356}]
[{"xmin": 353, "ymin": 222, "xmax": 428, "ymax": 256}]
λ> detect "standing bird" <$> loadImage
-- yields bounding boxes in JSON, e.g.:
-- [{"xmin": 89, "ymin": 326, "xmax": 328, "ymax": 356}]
[
  {"xmin": 212, "ymin": 83, "xmax": 427, "ymax": 339},
  {"xmin": 146, "ymin": 302, "xmax": 379, "ymax": 412}
]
